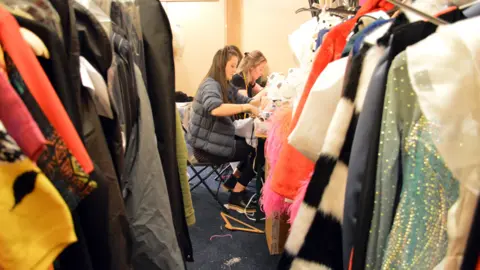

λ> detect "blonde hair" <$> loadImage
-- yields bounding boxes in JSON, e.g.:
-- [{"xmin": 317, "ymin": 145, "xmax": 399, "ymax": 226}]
[{"xmin": 237, "ymin": 50, "xmax": 267, "ymax": 84}]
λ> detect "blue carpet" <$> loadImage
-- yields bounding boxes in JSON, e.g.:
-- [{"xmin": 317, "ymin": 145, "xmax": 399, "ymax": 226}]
[{"xmin": 186, "ymin": 167, "xmax": 280, "ymax": 269}]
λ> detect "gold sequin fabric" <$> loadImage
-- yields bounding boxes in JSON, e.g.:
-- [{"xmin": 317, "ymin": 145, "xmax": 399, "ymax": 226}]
[
  {"xmin": 365, "ymin": 51, "xmax": 459, "ymax": 270},
  {"xmin": 366, "ymin": 52, "xmax": 424, "ymax": 270},
  {"xmin": 381, "ymin": 115, "xmax": 458, "ymax": 270}
]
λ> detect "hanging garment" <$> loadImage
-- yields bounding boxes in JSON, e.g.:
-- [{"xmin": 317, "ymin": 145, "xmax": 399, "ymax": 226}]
[
  {"xmin": 269, "ymin": 0, "xmax": 394, "ymax": 201},
  {"xmin": 4, "ymin": 54, "xmax": 130, "ymax": 270},
  {"xmin": 351, "ymin": 19, "xmax": 392, "ymax": 56},
  {"xmin": 110, "ymin": 0, "xmax": 147, "ymax": 85},
  {"xmin": 289, "ymin": 17, "xmax": 322, "ymax": 69},
  {"xmin": 288, "ymin": 57, "xmax": 348, "ymax": 162},
  {"xmin": 461, "ymin": 198, "xmax": 480, "ymax": 270},
  {"xmin": 75, "ymin": 6, "xmax": 133, "ymax": 267},
  {"xmin": 79, "ymin": 53, "xmax": 124, "ymax": 182},
  {"xmin": 14, "ymin": 15, "xmax": 83, "ymax": 134},
  {"xmin": 110, "ymin": 26, "xmax": 139, "ymax": 151},
  {"xmin": 79, "ymin": 56, "xmax": 114, "ymax": 119},
  {"xmin": 341, "ymin": 18, "xmax": 389, "ymax": 57},
  {"xmin": 289, "ymin": 14, "xmax": 341, "ymax": 70},
  {"xmin": 110, "ymin": 0, "xmax": 142, "ymax": 145},
  {"xmin": 279, "ymin": 45, "xmax": 372, "ymax": 270},
  {"xmin": 78, "ymin": 84, "xmax": 133, "ymax": 270},
  {"xmin": 315, "ymin": 28, "xmax": 330, "ymax": 50},
  {"xmin": 5, "ymin": 54, "xmax": 97, "ymax": 210},
  {"xmin": 0, "ymin": 121, "xmax": 77, "ymax": 270},
  {"xmin": 48, "ymin": 0, "xmax": 83, "ymax": 134},
  {"xmin": 138, "ymin": 0, "xmax": 193, "ymax": 261},
  {"xmin": 46, "ymin": 2, "xmax": 101, "ymax": 269},
  {"xmin": 376, "ymin": 52, "xmax": 459, "ymax": 270},
  {"xmin": 122, "ymin": 65, "xmax": 185, "ymax": 270},
  {"xmin": 0, "ymin": 72, "xmax": 46, "ymax": 161},
  {"xmin": 0, "ymin": 7, "xmax": 93, "ymax": 173},
  {"xmin": 175, "ymin": 109, "xmax": 196, "ymax": 226},
  {"xmin": 404, "ymin": 16, "xmax": 480, "ymax": 269},
  {"xmin": 73, "ymin": 2, "xmax": 112, "ymax": 81},
  {"xmin": 342, "ymin": 44, "xmax": 389, "ymax": 270},
  {"xmin": 364, "ymin": 10, "xmax": 467, "ymax": 270},
  {"xmin": 261, "ymin": 106, "xmax": 294, "ymax": 217},
  {"xmin": 0, "ymin": 0, "xmax": 63, "ymax": 40}
]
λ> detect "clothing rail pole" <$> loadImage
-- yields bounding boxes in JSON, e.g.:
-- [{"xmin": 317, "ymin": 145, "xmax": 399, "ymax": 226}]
[
  {"xmin": 387, "ymin": 0, "xmax": 449, "ymax": 25},
  {"xmin": 460, "ymin": 0, "xmax": 480, "ymax": 9}
]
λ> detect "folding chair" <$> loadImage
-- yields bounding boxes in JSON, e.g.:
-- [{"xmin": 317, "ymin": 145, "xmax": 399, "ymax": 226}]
[{"xmin": 188, "ymin": 160, "xmax": 231, "ymax": 212}]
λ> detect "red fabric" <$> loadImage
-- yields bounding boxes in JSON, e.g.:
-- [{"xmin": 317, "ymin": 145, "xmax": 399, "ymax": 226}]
[
  {"xmin": 0, "ymin": 72, "xmax": 46, "ymax": 161},
  {"xmin": 269, "ymin": 0, "xmax": 394, "ymax": 200},
  {"xmin": 0, "ymin": 8, "xmax": 93, "ymax": 173},
  {"xmin": 348, "ymin": 248, "xmax": 354, "ymax": 270}
]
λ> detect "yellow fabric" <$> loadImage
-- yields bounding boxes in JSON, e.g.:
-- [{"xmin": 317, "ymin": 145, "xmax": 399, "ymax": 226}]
[
  {"xmin": 175, "ymin": 109, "xmax": 196, "ymax": 226},
  {"xmin": 0, "ymin": 144, "xmax": 77, "ymax": 269}
]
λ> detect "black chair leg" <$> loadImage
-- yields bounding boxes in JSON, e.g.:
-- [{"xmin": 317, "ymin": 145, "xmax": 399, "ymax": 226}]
[
  {"xmin": 214, "ymin": 165, "xmax": 232, "ymax": 196},
  {"xmin": 200, "ymin": 180, "xmax": 228, "ymax": 212}
]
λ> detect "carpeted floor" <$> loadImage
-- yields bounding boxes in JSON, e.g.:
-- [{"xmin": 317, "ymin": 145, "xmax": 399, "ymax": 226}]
[{"xmin": 186, "ymin": 167, "xmax": 280, "ymax": 270}]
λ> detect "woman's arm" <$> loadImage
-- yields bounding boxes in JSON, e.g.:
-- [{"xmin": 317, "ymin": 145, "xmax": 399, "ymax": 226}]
[
  {"xmin": 211, "ymin": 103, "xmax": 258, "ymax": 117},
  {"xmin": 252, "ymin": 83, "xmax": 264, "ymax": 96},
  {"xmin": 249, "ymin": 87, "xmax": 268, "ymax": 106}
]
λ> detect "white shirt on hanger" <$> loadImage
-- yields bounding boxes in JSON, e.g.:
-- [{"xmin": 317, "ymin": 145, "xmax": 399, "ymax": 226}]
[{"xmin": 79, "ymin": 56, "xmax": 114, "ymax": 119}]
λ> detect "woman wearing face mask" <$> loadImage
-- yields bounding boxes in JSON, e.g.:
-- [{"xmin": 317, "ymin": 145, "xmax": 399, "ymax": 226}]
[
  {"xmin": 188, "ymin": 46, "xmax": 262, "ymax": 212},
  {"xmin": 231, "ymin": 50, "xmax": 268, "ymax": 98}
]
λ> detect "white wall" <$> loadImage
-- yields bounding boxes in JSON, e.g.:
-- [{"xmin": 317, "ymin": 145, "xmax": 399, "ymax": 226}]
[
  {"xmin": 162, "ymin": 1, "xmax": 226, "ymax": 95},
  {"xmin": 241, "ymin": 0, "xmax": 311, "ymax": 75}
]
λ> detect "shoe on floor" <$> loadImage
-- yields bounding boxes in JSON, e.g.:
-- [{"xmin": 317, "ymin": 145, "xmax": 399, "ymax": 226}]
[
  {"xmin": 221, "ymin": 175, "xmax": 238, "ymax": 191},
  {"xmin": 227, "ymin": 191, "xmax": 256, "ymax": 213}
]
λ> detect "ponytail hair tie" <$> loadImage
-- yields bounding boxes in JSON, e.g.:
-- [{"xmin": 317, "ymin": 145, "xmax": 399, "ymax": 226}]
[{"xmin": 244, "ymin": 52, "xmax": 249, "ymax": 57}]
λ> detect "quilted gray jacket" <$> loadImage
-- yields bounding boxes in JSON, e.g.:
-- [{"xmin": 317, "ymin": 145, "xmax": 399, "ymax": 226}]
[{"xmin": 188, "ymin": 77, "xmax": 251, "ymax": 158}]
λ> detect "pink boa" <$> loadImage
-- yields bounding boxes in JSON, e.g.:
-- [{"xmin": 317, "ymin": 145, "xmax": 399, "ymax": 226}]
[
  {"xmin": 287, "ymin": 175, "xmax": 312, "ymax": 224},
  {"xmin": 261, "ymin": 106, "xmax": 293, "ymax": 217}
]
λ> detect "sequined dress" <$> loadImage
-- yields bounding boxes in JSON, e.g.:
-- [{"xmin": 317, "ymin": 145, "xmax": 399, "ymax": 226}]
[
  {"xmin": 381, "ymin": 115, "xmax": 458, "ymax": 269},
  {"xmin": 366, "ymin": 51, "xmax": 459, "ymax": 269}
]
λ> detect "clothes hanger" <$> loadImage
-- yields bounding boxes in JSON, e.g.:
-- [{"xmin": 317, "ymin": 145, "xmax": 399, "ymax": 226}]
[
  {"xmin": 459, "ymin": 0, "xmax": 480, "ymax": 9},
  {"xmin": 220, "ymin": 212, "xmax": 264, "ymax": 234},
  {"xmin": 312, "ymin": 2, "xmax": 358, "ymax": 19},
  {"xmin": 19, "ymin": 28, "xmax": 50, "ymax": 59},
  {"xmin": 295, "ymin": 7, "xmax": 322, "ymax": 14},
  {"xmin": 387, "ymin": 0, "xmax": 449, "ymax": 25}
]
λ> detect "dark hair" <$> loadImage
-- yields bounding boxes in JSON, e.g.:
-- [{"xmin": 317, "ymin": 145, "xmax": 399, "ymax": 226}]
[
  {"xmin": 227, "ymin": 45, "xmax": 243, "ymax": 67},
  {"xmin": 203, "ymin": 46, "xmax": 239, "ymax": 103}
]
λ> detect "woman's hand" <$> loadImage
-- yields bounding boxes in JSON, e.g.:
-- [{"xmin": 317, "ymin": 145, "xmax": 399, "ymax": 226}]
[
  {"xmin": 238, "ymin": 89, "xmax": 249, "ymax": 97},
  {"xmin": 245, "ymin": 104, "xmax": 260, "ymax": 117}
]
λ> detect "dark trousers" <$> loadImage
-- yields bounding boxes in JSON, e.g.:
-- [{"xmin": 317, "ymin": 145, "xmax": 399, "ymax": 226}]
[{"xmin": 193, "ymin": 136, "xmax": 256, "ymax": 187}]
